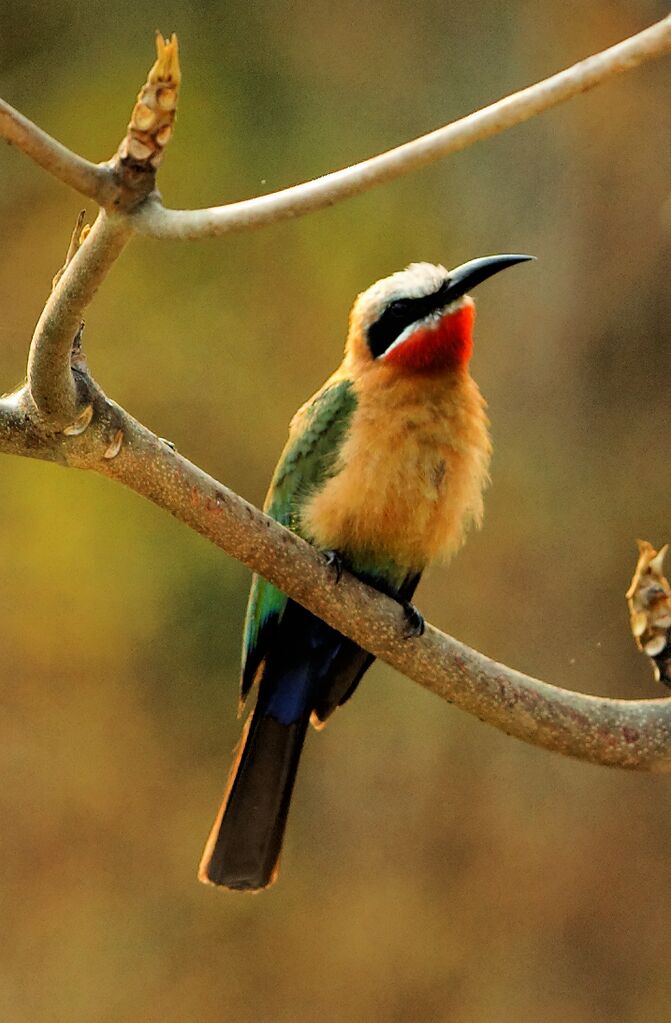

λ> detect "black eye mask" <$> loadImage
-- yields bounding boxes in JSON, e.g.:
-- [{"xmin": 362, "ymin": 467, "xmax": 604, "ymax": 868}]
[{"xmin": 366, "ymin": 281, "xmax": 452, "ymax": 359}]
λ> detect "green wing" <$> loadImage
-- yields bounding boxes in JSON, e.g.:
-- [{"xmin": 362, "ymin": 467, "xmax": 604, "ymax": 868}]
[{"xmin": 240, "ymin": 377, "xmax": 357, "ymax": 701}]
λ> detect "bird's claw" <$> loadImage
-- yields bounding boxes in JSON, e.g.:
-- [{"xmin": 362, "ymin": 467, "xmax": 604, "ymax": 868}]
[
  {"xmin": 324, "ymin": 550, "xmax": 344, "ymax": 583},
  {"xmin": 400, "ymin": 599, "xmax": 425, "ymax": 638}
]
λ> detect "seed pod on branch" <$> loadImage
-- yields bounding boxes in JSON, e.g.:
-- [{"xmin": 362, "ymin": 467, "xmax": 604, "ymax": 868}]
[
  {"xmin": 626, "ymin": 540, "xmax": 671, "ymax": 686},
  {"xmin": 115, "ymin": 33, "xmax": 180, "ymax": 186}
]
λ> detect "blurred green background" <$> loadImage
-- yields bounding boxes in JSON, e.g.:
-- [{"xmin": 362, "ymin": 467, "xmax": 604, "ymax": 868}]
[{"xmin": 1, "ymin": 1, "xmax": 671, "ymax": 1020}]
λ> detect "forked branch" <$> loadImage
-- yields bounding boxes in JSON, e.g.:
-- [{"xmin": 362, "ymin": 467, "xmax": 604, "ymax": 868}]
[
  {"xmin": 132, "ymin": 14, "xmax": 671, "ymax": 239},
  {"xmin": 1, "ymin": 20, "xmax": 671, "ymax": 772},
  {"xmin": 1, "ymin": 19, "xmax": 670, "ymax": 234}
]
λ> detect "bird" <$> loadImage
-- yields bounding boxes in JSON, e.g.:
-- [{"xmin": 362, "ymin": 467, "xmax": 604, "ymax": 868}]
[{"xmin": 199, "ymin": 254, "xmax": 533, "ymax": 891}]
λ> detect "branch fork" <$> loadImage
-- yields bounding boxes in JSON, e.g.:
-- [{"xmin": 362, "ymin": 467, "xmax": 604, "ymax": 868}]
[{"xmin": 1, "ymin": 18, "xmax": 671, "ymax": 775}]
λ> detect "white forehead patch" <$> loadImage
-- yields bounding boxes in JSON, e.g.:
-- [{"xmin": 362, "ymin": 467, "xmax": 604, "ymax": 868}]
[{"xmin": 355, "ymin": 262, "xmax": 450, "ymax": 326}]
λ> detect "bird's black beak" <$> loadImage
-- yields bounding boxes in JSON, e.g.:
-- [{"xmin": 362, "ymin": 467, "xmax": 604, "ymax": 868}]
[{"xmin": 443, "ymin": 254, "xmax": 535, "ymax": 304}]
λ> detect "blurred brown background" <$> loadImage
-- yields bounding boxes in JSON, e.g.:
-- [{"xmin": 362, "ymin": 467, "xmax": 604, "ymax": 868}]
[{"xmin": 1, "ymin": 1, "xmax": 670, "ymax": 1020}]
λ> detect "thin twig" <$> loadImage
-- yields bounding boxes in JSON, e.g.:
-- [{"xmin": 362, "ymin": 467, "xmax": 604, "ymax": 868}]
[
  {"xmin": 132, "ymin": 14, "xmax": 671, "ymax": 239},
  {"xmin": 0, "ymin": 98, "xmax": 115, "ymax": 204},
  {"xmin": 51, "ymin": 210, "xmax": 88, "ymax": 290}
]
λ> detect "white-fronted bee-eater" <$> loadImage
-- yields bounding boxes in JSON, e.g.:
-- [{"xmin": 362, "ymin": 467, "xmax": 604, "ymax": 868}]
[{"xmin": 200, "ymin": 254, "xmax": 533, "ymax": 891}]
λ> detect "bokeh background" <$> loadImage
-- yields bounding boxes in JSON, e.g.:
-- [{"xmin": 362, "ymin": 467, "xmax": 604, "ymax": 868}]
[{"xmin": 1, "ymin": 1, "xmax": 670, "ymax": 1020}]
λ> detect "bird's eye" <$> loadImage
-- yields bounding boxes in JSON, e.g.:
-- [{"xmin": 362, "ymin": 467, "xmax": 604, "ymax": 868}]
[{"xmin": 387, "ymin": 299, "xmax": 412, "ymax": 317}]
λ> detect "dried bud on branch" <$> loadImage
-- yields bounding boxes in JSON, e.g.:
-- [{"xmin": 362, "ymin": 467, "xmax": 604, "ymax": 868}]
[
  {"xmin": 116, "ymin": 33, "xmax": 180, "ymax": 176},
  {"xmin": 2, "ymin": 18, "xmax": 671, "ymax": 782},
  {"xmin": 626, "ymin": 540, "xmax": 671, "ymax": 685}
]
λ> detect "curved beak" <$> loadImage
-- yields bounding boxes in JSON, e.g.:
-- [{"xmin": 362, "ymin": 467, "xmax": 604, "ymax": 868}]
[{"xmin": 443, "ymin": 254, "xmax": 535, "ymax": 304}]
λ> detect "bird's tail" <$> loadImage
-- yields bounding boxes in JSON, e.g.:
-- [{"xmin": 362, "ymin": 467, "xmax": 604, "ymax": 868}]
[
  {"xmin": 198, "ymin": 693, "xmax": 312, "ymax": 891},
  {"xmin": 199, "ymin": 601, "xmax": 332, "ymax": 891},
  {"xmin": 198, "ymin": 597, "xmax": 379, "ymax": 891}
]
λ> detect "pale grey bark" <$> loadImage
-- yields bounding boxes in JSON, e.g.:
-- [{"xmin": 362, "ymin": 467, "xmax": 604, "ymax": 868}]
[
  {"xmin": 0, "ymin": 97, "xmax": 115, "ymax": 202},
  {"xmin": 132, "ymin": 15, "xmax": 671, "ymax": 238},
  {"xmin": 27, "ymin": 212, "xmax": 132, "ymax": 427},
  {"xmin": 1, "ymin": 18, "xmax": 671, "ymax": 771}
]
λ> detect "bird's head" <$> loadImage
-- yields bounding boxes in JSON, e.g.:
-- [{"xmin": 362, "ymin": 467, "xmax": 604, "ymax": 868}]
[{"xmin": 346, "ymin": 255, "xmax": 533, "ymax": 374}]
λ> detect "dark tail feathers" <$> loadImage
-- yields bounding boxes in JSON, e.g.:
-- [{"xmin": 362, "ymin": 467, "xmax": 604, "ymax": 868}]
[
  {"xmin": 198, "ymin": 596, "xmax": 394, "ymax": 891},
  {"xmin": 198, "ymin": 700, "xmax": 311, "ymax": 891}
]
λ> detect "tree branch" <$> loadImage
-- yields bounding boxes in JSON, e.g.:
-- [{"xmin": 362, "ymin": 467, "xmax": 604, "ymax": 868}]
[
  {"xmin": 19, "ymin": 35, "xmax": 182, "ymax": 428},
  {"xmin": 53, "ymin": 401, "xmax": 671, "ymax": 773},
  {"xmin": 0, "ymin": 98, "xmax": 116, "ymax": 203},
  {"xmin": 0, "ymin": 33, "xmax": 180, "ymax": 213},
  {"xmin": 131, "ymin": 14, "xmax": 671, "ymax": 239},
  {"xmin": 1, "ymin": 378, "xmax": 668, "ymax": 772},
  {"xmin": 1, "ymin": 21, "xmax": 671, "ymax": 777},
  {"xmin": 26, "ymin": 211, "xmax": 132, "ymax": 427}
]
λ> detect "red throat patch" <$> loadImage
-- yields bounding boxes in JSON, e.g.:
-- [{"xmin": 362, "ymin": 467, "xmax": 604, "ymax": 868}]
[{"xmin": 383, "ymin": 301, "xmax": 476, "ymax": 373}]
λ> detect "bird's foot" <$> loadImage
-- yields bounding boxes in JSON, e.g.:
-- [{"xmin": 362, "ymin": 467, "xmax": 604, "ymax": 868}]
[
  {"xmin": 400, "ymin": 599, "xmax": 425, "ymax": 638},
  {"xmin": 323, "ymin": 549, "xmax": 344, "ymax": 583}
]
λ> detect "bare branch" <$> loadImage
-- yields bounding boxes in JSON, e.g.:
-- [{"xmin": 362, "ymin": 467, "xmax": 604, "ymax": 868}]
[
  {"xmin": 86, "ymin": 417, "xmax": 671, "ymax": 773},
  {"xmin": 20, "ymin": 35, "xmax": 183, "ymax": 431},
  {"xmin": 2, "ymin": 363, "xmax": 666, "ymax": 772},
  {"xmin": 27, "ymin": 211, "xmax": 132, "ymax": 427},
  {"xmin": 2, "ymin": 17, "xmax": 669, "ymax": 234},
  {"xmin": 0, "ymin": 98, "xmax": 115, "ymax": 203},
  {"xmin": 1, "ymin": 21, "xmax": 671, "ymax": 782},
  {"xmin": 0, "ymin": 34, "xmax": 180, "ymax": 212},
  {"xmin": 0, "ymin": 387, "xmax": 67, "ymax": 463},
  {"xmin": 132, "ymin": 14, "xmax": 671, "ymax": 239}
]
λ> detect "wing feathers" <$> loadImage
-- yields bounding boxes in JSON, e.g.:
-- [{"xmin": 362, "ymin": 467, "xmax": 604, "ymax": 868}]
[{"xmin": 240, "ymin": 378, "xmax": 358, "ymax": 703}]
